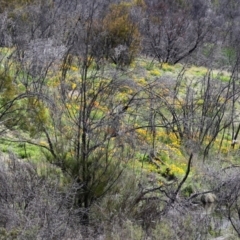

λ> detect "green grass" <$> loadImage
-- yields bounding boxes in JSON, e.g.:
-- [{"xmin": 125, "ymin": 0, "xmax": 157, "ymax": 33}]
[
  {"xmin": 0, "ymin": 139, "xmax": 43, "ymax": 161},
  {"xmin": 0, "ymin": 46, "xmax": 239, "ymax": 180},
  {"xmin": 212, "ymin": 70, "xmax": 231, "ymax": 82}
]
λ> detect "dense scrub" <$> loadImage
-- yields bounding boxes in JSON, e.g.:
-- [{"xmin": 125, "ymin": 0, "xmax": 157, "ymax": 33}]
[{"xmin": 1, "ymin": 0, "xmax": 240, "ymax": 239}]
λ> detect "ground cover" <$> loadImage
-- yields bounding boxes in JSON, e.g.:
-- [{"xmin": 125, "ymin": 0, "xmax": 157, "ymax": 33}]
[{"xmin": 1, "ymin": 48, "xmax": 240, "ymax": 238}]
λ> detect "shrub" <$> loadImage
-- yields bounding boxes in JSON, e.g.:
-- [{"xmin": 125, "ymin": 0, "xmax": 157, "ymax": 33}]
[{"xmin": 102, "ymin": 2, "xmax": 141, "ymax": 66}]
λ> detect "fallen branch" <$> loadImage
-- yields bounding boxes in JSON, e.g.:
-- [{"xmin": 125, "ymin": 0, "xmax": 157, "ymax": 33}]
[{"xmin": 172, "ymin": 153, "xmax": 193, "ymax": 204}]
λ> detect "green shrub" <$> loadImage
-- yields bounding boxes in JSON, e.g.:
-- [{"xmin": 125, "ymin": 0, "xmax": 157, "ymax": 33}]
[{"xmin": 102, "ymin": 2, "xmax": 141, "ymax": 66}]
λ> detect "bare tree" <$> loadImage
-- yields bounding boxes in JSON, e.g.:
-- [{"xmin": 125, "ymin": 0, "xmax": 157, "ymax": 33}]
[
  {"xmin": 141, "ymin": 0, "xmax": 213, "ymax": 64},
  {"xmin": 17, "ymin": 0, "xmax": 144, "ymax": 225},
  {"xmin": 141, "ymin": 64, "xmax": 240, "ymax": 159}
]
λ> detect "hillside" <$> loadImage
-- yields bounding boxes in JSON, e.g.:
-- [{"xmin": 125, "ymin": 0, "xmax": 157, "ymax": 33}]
[
  {"xmin": 1, "ymin": 0, "xmax": 240, "ymax": 239},
  {"xmin": 0, "ymin": 49, "xmax": 239, "ymax": 239}
]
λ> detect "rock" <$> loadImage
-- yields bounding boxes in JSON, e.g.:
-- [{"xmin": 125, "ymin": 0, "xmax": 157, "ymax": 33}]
[{"xmin": 201, "ymin": 193, "xmax": 217, "ymax": 204}]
